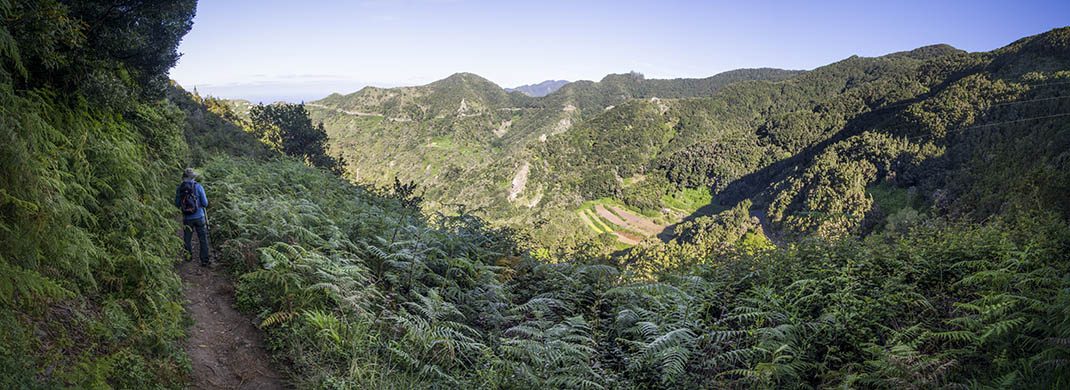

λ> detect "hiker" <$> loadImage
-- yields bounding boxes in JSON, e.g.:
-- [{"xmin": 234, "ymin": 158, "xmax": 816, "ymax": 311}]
[{"xmin": 176, "ymin": 168, "xmax": 211, "ymax": 266}]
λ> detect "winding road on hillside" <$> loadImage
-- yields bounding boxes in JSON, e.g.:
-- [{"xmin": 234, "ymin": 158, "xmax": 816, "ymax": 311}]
[
  {"xmin": 305, "ymin": 103, "xmax": 379, "ymax": 117},
  {"xmin": 177, "ymin": 226, "xmax": 288, "ymax": 389}
]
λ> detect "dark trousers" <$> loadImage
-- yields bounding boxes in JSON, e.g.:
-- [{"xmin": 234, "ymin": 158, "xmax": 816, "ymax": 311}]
[{"xmin": 183, "ymin": 217, "xmax": 210, "ymax": 264}]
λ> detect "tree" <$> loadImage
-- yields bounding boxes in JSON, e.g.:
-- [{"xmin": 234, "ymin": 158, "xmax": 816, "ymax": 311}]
[
  {"xmin": 10, "ymin": 0, "xmax": 197, "ymax": 100},
  {"xmin": 250, "ymin": 103, "xmax": 346, "ymax": 174}
]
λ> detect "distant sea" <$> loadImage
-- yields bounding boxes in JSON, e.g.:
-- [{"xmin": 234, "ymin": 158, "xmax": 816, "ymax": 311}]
[
  {"xmin": 233, "ymin": 94, "xmax": 328, "ymax": 105},
  {"xmin": 182, "ymin": 80, "xmax": 406, "ymax": 105}
]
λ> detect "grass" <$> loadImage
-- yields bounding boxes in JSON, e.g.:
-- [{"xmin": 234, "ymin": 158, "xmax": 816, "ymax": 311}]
[
  {"xmin": 616, "ymin": 230, "xmax": 646, "ymax": 242},
  {"xmin": 662, "ymin": 187, "xmax": 713, "ymax": 214},
  {"xmin": 592, "ymin": 209, "xmax": 646, "ymax": 238},
  {"xmin": 427, "ymin": 136, "xmax": 457, "ymax": 149},
  {"xmin": 578, "ymin": 211, "xmax": 607, "ymax": 234},
  {"xmin": 579, "ymin": 198, "xmax": 643, "ymax": 216},
  {"xmin": 867, "ymin": 182, "xmax": 923, "ymax": 213},
  {"xmin": 604, "ymin": 205, "xmax": 624, "ymax": 220},
  {"xmin": 579, "ymin": 188, "xmax": 714, "ymax": 224},
  {"xmin": 636, "ymin": 207, "xmax": 661, "ymax": 218},
  {"xmin": 426, "ymin": 136, "xmax": 480, "ymax": 157},
  {"xmin": 585, "ymin": 209, "xmax": 614, "ymax": 233}
]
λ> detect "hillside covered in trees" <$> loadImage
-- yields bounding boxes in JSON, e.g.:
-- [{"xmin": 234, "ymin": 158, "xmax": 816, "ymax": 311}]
[
  {"xmin": 309, "ymin": 31, "xmax": 1070, "ymax": 257},
  {"xmin": 305, "ymin": 68, "xmax": 803, "ymax": 250},
  {"xmin": 2, "ymin": 1, "xmax": 1070, "ymax": 389}
]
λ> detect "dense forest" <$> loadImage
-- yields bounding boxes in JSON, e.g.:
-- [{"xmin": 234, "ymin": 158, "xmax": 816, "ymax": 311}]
[{"xmin": 2, "ymin": 1, "xmax": 1070, "ymax": 389}]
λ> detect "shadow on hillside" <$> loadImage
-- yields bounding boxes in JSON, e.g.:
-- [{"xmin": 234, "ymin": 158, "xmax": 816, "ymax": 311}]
[
  {"xmin": 656, "ymin": 201, "xmax": 722, "ymax": 241},
  {"xmin": 661, "ymin": 63, "xmax": 991, "ymax": 242}
]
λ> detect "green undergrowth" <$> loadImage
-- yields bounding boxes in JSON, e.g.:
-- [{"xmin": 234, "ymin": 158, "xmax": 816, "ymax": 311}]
[
  {"xmin": 203, "ymin": 156, "xmax": 524, "ymax": 388},
  {"xmin": 203, "ymin": 154, "xmax": 1070, "ymax": 389},
  {"xmin": 867, "ymin": 182, "xmax": 927, "ymax": 233},
  {"xmin": 0, "ymin": 90, "xmax": 191, "ymax": 388},
  {"xmin": 0, "ymin": 1, "xmax": 195, "ymax": 387},
  {"xmin": 6, "ymin": 2, "xmax": 1070, "ymax": 388},
  {"xmin": 661, "ymin": 186, "xmax": 715, "ymax": 215}
]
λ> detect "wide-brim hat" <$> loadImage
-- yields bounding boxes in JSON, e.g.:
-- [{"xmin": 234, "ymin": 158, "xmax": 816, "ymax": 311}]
[{"xmin": 183, "ymin": 168, "xmax": 197, "ymax": 179}]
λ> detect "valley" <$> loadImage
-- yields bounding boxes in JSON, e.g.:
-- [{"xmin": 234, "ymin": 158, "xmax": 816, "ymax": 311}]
[
  {"xmin": 303, "ymin": 35, "xmax": 1070, "ymax": 258},
  {"xmin": 303, "ymin": 68, "xmax": 806, "ymax": 251},
  {"xmin": 4, "ymin": 2, "xmax": 1069, "ymax": 388}
]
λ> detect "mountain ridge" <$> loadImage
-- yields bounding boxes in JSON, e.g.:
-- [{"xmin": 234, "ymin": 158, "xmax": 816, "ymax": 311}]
[
  {"xmin": 174, "ymin": 25, "xmax": 1070, "ymax": 390},
  {"xmin": 307, "ymin": 28, "xmax": 1070, "ymax": 251},
  {"xmin": 5, "ymin": 4, "xmax": 1070, "ymax": 386},
  {"xmin": 506, "ymin": 80, "xmax": 570, "ymax": 97}
]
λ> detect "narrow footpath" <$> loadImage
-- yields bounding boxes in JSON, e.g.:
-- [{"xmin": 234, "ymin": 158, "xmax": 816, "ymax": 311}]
[{"xmin": 177, "ymin": 236, "xmax": 287, "ymax": 389}]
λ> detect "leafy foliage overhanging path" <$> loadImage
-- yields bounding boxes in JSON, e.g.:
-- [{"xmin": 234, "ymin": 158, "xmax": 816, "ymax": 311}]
[{"xmin": 176, "ymin": 231, "xmax": 287, "ymax": 390}]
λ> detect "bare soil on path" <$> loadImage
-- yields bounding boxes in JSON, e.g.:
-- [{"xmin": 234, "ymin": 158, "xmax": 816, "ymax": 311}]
[{"xmin": 177, "ymin": 230, "xmax": 288, "ymax": 389}]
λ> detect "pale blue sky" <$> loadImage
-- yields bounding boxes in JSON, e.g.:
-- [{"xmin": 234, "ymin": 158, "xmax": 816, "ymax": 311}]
[{"xmin": 169, "ymin": 0, "xmax": 1070, "ymax": 103}]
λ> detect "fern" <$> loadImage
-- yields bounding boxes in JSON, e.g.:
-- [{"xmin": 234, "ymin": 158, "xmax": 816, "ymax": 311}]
[
  {"xmin": 0, "ymin": 261, "xmax": 73, "ymax": 305},
  {"xmin": 260, "ymin": 310, "xmax": 299, "ymax": 328}
]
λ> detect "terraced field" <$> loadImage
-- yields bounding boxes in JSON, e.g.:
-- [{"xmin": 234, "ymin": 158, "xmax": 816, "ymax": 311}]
[
  {"xmin": 594, "ymin": 205, "xmax": 667, "ymax": 237},
  {"xmin": 575, "ymin": 199, "xmax": 677, "ymax": 246},
  {"xmin": 578, "ymin": 207, "xmax": 641, "ymax": 245}
]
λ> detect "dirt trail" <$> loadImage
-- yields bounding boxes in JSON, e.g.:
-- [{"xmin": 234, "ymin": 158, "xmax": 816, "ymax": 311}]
[
  {"xmin": 305, "ymin": 102, "xmax": 380, "ymax": 117},
  {"xmin": 177, "ymin": 229, "xmax": 288, "ymax": 389}
]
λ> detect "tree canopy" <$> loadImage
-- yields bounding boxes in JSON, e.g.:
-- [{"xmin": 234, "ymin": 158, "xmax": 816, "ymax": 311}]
[{"xmin": 250, "ymin": 103, "xmax": 345, "ymax": 174}]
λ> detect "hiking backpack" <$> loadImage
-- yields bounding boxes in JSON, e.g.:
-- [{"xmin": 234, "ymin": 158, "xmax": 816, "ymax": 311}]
[{"xmin": 179, "ymin": 182, "xmax": 199, "ymax": 215}]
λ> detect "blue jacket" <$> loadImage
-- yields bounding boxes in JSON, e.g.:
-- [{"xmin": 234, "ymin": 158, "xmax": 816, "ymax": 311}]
[{"xmin": 175, "ymin": 180, "xmax": 208, "ymax": 220}]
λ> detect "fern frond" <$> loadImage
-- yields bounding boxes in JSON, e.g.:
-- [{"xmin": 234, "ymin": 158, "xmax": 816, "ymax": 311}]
[{"xmin": 260, "ymin": 310, "xmax": 298, "ymax": 328}]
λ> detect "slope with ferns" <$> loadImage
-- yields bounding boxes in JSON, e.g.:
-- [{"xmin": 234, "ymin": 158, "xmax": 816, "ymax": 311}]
[
  {"xmin": 196, "ymin": 98, "xmax": 1070, "ymax": 390},
  {"xmin": 0, "ymin": 1, "xmax": 197, "ymax": 387},
  {"xmin": 4, "ymin": 2, "xmax": 1070, "ymax": 388},
  {"xmin": 178, "ymin": 31, "xmax": 1070, "ymax": 390}
]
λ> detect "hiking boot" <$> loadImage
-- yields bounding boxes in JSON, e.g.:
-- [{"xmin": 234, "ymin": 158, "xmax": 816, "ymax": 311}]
[{"xmin": 199, "ymin": 260, "xmax": 210, "ymax": 267}]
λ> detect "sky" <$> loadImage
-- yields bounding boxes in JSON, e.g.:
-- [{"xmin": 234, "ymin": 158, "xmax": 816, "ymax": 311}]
[{"xmin": 169, "ymin": 0, "xmax": 1070, "ymax": 103}]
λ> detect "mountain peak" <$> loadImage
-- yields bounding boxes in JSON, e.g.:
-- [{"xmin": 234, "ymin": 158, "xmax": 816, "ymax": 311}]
[
  {"xmin": 997, "ymin": 26, "xmax": 1070, "ymax": 58},
  {"xmin": 886, "ymin": 44, "xmax": 964, "ymax": 60},
  {"xmin": 599, "ymin": 71, "xmax": 646, "ymax": 84},
  {"xmin": 430, "ymin": 72, "xmax": 500, "ymax": 88},
  {"xmin": 506, "ymin": 80, "xmax": 570, "ymax": 97}
]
